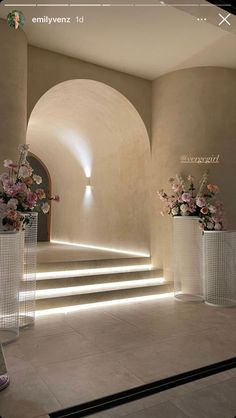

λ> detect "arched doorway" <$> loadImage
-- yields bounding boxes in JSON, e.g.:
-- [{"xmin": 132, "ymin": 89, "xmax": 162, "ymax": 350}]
[
  {"xmin": 28, "ymin": 153, "xmax": 51, "ymax": 242},
  {"xmin": 27, "ymin": 79, "xmax": 151, "ymax": 254}
]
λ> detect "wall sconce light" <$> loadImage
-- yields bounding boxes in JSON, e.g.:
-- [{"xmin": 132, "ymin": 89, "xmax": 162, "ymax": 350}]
[{"xmin": 86, "ymin": 177, "xmax": 91, "ymax": 189}]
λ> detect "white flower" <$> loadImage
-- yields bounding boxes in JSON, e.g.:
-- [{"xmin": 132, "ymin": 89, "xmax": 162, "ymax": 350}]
[
  {"xmin": 214, "ymin": 223, "xmax": 222, "ymax": 231},
  {"xmin": 180, "ymin": 204, "xmax": 188, "ymax": 214},
  {"xmin": 33, "ymin": 174, "xmax": 42, "ymax": 185},
  {"xmin": 171, "ymin": 207, "xmax": 179, "ymax": 216},
  {"xmin": 3, "ymin": 159, "xmax": 15, "ymax": 168},
  {"xmin": 41, "ymin": 202, "xmax": 50, "ymax": 214},
  {"xmin": 207, "ymin": 222, "xmax": 214, "ymax": 230},
  {"xmin": 7, "ymin": 198, "xmax": 18, "ymax": 210},
  {"xmin": 209, "ymin": 205, "xmax": 216, "ymax": 214},
  {"xmin": 18, "ymin": 165, "xmax": 32, "ymax": 178}
]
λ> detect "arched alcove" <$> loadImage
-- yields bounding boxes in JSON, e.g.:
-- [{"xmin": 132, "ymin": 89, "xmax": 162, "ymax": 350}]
[
  {"xmin": 28, "ymin": 153, "xmax": 52, "ymax": 242},
  {"xmin": 27, "ymin": 79, "xmax": 151, "ymax": 255}
]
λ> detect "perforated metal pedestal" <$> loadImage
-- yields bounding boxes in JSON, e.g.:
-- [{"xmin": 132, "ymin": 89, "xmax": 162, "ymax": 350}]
[
  {"xmin": 203, "ymin": 231, "xmax": 236, "ymax": 307},
  {"xmin": 20, "ymin": 213, "xmax": 38, "ymax": 328},
  {"xmin": 0, "ymin": 232, "xmax": 24, "ymax": 344},
  {"xmin": 174, "ymin": 216, "xmax": 203, "ymax": 302}
]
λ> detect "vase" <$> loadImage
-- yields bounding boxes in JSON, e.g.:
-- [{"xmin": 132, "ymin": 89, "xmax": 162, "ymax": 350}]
[
  {"xmin": 173, "ymin": 216, "xmax": 203, "ymax": 302},
  {"xmin": 20, "ymin": 212, "xmax": 38, "ymax": 327},
  {"xmin": 203, "ymin": 231, "xmax": 236, "ymax": 307},
  {"xmin": 0, "ymin": 231, "xmax": 24, "ymax": 344}
]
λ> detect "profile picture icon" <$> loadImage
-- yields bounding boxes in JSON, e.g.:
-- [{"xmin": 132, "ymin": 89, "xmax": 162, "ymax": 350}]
[{"xmin": 7, "ymin": 10, "xmax": 25, "ymax": 30}]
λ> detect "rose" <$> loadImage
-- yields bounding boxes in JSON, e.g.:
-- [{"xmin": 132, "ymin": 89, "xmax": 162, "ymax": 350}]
[
  {"xmin": 27, "ymin": 191, "xmax": 37, "ymax": 209},
  {"xmin": 6, "ymin": 209, "xmax": 18, "ymax": 221},
  {"xmin": 200, "ymin": 207, "xmax": 208, "ymax": 215},
  {"xmin": 36, "ymin": 188, "xmax": 46, "ymax": 200},
  {"xmin": 33, "ymin": 174, "xmax": 42, "ymax": 185},
  {"xmin": 208, "ymin": 205, "xmax": 217, "ymax": 214},
  {"xmin": 182, "ymin": 193, "xmax": 191, "ymax": 203},
  {"xmin": 207, "ymin": 184, "xmax": 219, "ymax": 194},
  {"xmin": 7, "ymin": 198, "xmax": 18, "ymax": 210},
  {"xmin": 196, "ymin": 197, "xmax": 206, "ymax": 208}
]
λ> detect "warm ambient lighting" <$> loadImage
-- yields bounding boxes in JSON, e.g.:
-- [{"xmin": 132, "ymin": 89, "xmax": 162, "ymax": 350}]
[
  {"xmin": 50, "ymin": 239, "xmax": 150, "ymax": 257},
  {"xmin": 36, "ymin": 264, "xmax": 153, "ymax": 280},
  {"xmin": 36, "ymin": 292, "xmax": 174, "ymax": 316},
  {"xmin": 35, "ymin": 277, "xmax": 165, "ymax": 299}
]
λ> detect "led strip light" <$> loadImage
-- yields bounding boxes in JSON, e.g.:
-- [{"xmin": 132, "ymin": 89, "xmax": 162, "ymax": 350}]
[
  {"xmin": 36, "ymin": 292, "xmax": 174, "ymax": 316},
  {"xmin": 36, "ymin": 263, "xmax": 153, "ymax": 280},
  {"xmin": 50, "ymin": 239, "xmax": 150, "ymax": 258},
  {"xmin": 33, "ymin": 277, "xmax": 165, "ymax": 299}
]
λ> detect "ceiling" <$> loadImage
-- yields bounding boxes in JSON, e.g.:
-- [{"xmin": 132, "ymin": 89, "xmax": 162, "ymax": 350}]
[{"xmin": 1, "ymin": 0, "xmax": 236, "ymax": 79}]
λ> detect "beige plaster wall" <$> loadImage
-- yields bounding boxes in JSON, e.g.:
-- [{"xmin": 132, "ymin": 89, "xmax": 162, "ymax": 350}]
[
  {"xmin": 151, "ymin": 67, "xmax": 236, "ymax": 281},
  {"xmin": 0, "ymin": 19, "xmax": 27, "ymax": 161},
  {"xmin": 28, "ymin": 46, "xmax": 152, "ymax": 136},
  {"xmin": 27, "ymin": 80, "xmax": 151, "ymax": 255}
]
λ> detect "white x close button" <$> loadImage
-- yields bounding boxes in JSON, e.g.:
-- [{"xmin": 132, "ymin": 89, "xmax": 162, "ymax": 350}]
[{"xmin": 218, "ymin": 13, "xmax": 231, "ymax": 26}]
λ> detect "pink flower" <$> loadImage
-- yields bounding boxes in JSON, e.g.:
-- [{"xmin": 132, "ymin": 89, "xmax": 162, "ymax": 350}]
[
  {"xmin": 200, "ymin": 207, "xmax": 208, "ymax": 215},
  {"xmin": 212, "ymin": 214, "xmax": 223, "ymax": 223},
  {"xmin": 27, "ymin": 191, "xmax": 37, "ymax": 209},
  {"xmin": 53, "ymin": 195, "xmax": 60, "ymax": 202},
  {"xmin": 207, "ymin": 184, "xmax": 219, "ymax": 194},
  {"xmin": 36, "ymin": 189, "xmax": 46, "ymax": 200},
  {"xmin": 172, "ymin": 183, "xmax": 181, "ymax": 192},
  {"xmin": 182, "ymin": 193, "xmax": 191, "ymax": 203},
  {"xmin": 3, "ymin": 160, "xmax": 17, "ymax": 169},
  {"xmin": 196, "ymin": 197, "xmax": 206, "ymax": 208},
  {"xmin": 6, "ymin": 209, "xmax": 18, "ymax": 221}
]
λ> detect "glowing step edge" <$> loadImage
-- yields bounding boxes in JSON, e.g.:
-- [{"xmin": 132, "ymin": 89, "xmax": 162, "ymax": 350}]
[
  {"xmin": 50, "ymin": 239, "xmax": 150, "ymax": 257},
  {"xmin": 34, "ymin": 277, "xmax": 165, "ymax": 299},
  {"xmin": 36, "ymin": 264, "xmax": 153, "ymax": 280},
  {"xmin": 36, "ymin": 292, "xmax": 174, "ymax": 316}
]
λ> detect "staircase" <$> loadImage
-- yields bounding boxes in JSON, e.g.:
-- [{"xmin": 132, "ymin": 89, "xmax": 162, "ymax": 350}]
[{"xmin": 35, "ymin": 257, "xmax": 173, "ymax": 312}]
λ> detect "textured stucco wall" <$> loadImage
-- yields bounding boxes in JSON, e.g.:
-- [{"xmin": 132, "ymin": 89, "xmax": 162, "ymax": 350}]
[
  {"xmin": 0, "ymin": 19, "xmax": 27, "ymax": 161},
  {"xmin": 28, "ymin": 46, "xmax": 152, "ymax": 137},
  {"xmin": 27, "ymin": 80, "xmax": 151, "ymax": 254},
  {"xmin": 151, "ymin": 67, "xmax": 236, "ymax": 280}
]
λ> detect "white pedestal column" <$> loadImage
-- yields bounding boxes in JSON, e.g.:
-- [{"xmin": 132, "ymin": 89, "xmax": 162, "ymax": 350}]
[
  {"xmin": 0, "ymin": 232, "xmax": 24, "ymax": 344},
  {"xmin": 203, "ymin": 231, "xmax": 236, "ymax": 307},
  {"xmin": 173, "ymin": 216, "xmax": 203, "ymax": 302}
]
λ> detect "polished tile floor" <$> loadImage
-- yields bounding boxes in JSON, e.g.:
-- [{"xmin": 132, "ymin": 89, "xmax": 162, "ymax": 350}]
[{"xmin": 0, "ymin": 297, "xmax": 236, "ymax": 418}]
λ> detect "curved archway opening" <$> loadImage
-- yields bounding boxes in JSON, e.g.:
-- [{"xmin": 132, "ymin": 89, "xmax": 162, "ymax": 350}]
[
  {"xmin": 27, "ymin": 79, "xmax": 151, "ymax": 257},
  {"xmin": 28, "ymin": 152, "xmax": 52, "ymax": 242}
]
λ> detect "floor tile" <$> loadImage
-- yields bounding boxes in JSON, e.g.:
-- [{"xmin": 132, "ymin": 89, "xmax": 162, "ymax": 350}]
[
  {"xmin": 16, "ymin": 331, "xmax": 103, "ymax": 367},
  {"xmin": 172, "ymin": 377, "xmax": 236, "ymax": 418},
  {"xmin": 37, "ymin": 352, "xmax": 143, "ymax": 408},
  {"xmin": 0, "ymin": 365, "xmax": 60, "ymax": 418}
]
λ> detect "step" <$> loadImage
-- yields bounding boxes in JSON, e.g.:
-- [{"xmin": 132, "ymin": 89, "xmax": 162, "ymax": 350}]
[
  {"xmin": 36, "ymin": 258, "xmax": 152, "ymax": 281},
  {"xmin": 36, "ymin": 283, "xmax": 173, "ymax": 311},
  {"xmin": 36, "ymin": 269, "xmax": 163, "ymax": 290}
]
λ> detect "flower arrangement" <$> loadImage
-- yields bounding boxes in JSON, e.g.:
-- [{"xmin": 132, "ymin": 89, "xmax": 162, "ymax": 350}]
[
  {"xmin": 157, "ymin": 173, "xmax": 224, "ymax": 231},
  {"xmin": 0, "ymin": 144, "xmax": 59, "ymax": 231}
]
